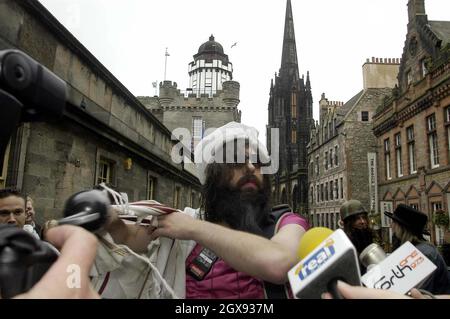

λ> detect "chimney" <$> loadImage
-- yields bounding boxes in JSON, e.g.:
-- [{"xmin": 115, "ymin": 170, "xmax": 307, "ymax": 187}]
[{"xmin": 363, "ymin": 58, "xmax": 400, "ymax": 90}]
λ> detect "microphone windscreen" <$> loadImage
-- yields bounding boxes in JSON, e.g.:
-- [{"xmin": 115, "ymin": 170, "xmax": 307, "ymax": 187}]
[{"xmin": 297, "ymin": 227, "xmax": 333, "ymax": 260}]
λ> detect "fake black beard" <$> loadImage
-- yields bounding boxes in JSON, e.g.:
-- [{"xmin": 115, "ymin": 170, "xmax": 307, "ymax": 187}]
[
  {"xmin": 207, "ymin": 188, "xmax": 270, "ymax": 236},
  {"xmin": 349, "ymin": 228, "xmax": 374, "ymax": 254}
]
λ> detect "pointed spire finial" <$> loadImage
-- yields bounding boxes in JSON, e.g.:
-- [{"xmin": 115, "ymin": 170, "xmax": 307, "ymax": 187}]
[{"xmin": 280, "ymin": 0, "xmax": 299, "ymax": 78}]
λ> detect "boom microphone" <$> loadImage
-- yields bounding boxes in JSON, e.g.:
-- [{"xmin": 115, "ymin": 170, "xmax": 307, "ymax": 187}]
[{"xmin": 288, "ymin": 228, "xmax": 361, "ymax": 299}]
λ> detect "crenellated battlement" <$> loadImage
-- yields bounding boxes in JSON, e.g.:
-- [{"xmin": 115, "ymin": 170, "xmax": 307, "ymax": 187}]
[{"xmin": 365, "ymin": 57, "xmax": 401, "ymax": 64}]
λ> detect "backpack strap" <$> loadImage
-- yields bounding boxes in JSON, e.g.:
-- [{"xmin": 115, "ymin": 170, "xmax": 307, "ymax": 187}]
[{"xmin": 262, "ymin": 204, "xmax": 293, "ymax": 299}]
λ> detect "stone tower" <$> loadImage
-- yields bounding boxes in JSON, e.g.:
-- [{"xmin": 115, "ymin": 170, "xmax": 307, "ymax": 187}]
[
  {"xmin": 267, "ymin": 0, "xmax": 313, "ymax": 215},
  {"xmin": 138, "ymin": 36, "xmax": 241, "ymax": 155}
]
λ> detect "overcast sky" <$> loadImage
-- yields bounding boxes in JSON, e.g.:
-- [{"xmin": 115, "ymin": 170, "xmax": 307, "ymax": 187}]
[{"xmin": 38, "ymin": 0, "xmax": 449, "ymax": 143}]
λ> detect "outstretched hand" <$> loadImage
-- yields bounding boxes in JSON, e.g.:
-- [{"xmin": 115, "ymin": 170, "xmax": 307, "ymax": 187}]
[{"xmin": 15, "ymin": 225, "xmax": 100, "ymax": 299}]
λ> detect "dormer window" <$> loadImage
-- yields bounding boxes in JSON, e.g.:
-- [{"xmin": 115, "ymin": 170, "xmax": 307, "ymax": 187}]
[
  {"xmin": 406, "ymin": 70, "xmax": 412, "ymax": 86},
  {"xmin": 421, "ymin": 58, "xmax": 429, "ymax": 78}
]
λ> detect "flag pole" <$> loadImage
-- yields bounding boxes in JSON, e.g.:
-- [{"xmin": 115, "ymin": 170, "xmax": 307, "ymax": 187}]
[{"xmin": 164, "ymin": 48, "xmax": 169, "ymax": 81}]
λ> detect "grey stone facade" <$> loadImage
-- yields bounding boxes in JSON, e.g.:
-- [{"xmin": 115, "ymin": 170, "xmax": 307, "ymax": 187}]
[
  {"xmin": 308, "ymin": 60, "xmax": 399, "ymax": 229},
  {"xmin": 0, "ymin": 0, "xmax": 200, "ymax": 224}
]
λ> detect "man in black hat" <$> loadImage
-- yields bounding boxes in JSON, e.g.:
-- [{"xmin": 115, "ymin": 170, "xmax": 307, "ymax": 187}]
[{"xmin": 385, "ymin": 204, "xmax": 450, "ymax": 294}]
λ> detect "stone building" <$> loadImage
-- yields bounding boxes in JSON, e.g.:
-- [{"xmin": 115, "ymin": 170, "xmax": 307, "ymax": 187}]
[
  {"xmin": 373, "ymin": 0, "xmax": 450, "ymax": 245},
  {"xmin": 308, "ymin": 59, "xmax": 400, "ymax": 229},
  {"xmin": 267, "ymin": 0, "xmax": 313, "ymax": 215},
  {"xmin": 138, "ymin": 35, "xmax": 241, "ymax": 154},
  {"xmin": 0, "ymin": 0, "xmax": 201, "ymax": 224}
]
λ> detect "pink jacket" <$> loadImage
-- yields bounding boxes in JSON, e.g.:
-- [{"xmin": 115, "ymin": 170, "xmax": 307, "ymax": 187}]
[{"xmin": 186, "ymin": 213, "xmax": 309, "ymax": 299}]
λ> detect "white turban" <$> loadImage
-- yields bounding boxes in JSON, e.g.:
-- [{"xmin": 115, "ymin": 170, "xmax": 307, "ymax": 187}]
[{"xmin": 194, "ymin": 122, "xmax": 270, "ymax": 185}]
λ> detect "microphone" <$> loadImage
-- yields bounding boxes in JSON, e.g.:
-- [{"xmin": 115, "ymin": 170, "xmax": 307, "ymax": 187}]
[
  {"xmin": 360, "ymin": 241, "xmax": 437, "ymax": 294},
  {"xmin": 359, "ymin": 243, "xmax": 387, "ymax": 271},
  {"xmin": 297, "ymin": 227, "xmax": 333, "ymax": 260},
  {"xmin": 288, "ymin": 228, "xmax": 361, "ymax": 299},
  {"xmin": 58, "ymin": 189, "xmax": 111, "ymax": 232}
]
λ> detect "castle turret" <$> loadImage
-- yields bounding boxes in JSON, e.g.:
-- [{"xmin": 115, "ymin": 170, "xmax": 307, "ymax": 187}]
[{"xmin": 188, "ymin": 35, "xmax": 233, "ymax": 97}]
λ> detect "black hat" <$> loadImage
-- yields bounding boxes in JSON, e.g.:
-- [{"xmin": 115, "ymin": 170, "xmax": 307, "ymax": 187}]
[{"xmin": 384, "ymin": 204, "xmax": 430, "ymax": 238}]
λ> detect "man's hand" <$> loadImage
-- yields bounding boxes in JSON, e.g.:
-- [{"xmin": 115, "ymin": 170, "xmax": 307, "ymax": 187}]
[
  {"xmin": 14, "ymin": 225, "xmax": 100, "ymax": 299},
  {"xmin": 321, "ymin": 281, "xmax": 410, "ymax": 299},
  {"xmin": 150, "ymin": 211, "xmax": 200, "ymax": 241}
]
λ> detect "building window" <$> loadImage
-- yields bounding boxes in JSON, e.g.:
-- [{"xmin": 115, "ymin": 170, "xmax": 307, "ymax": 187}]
[
  {"xmin": 334, "ymin": 146, "xmax": 339, "ymax": 166},
  {"xmin": 316, "ymin": 185, "xmax": 320, "ymax": 204},
  {"xmin": 361, "ymin": 111, "xmax": 369, "ymax": 122},
  {"xmin": 432, "ymin": 202, "xmax": 443, "ymax": 212},
  {"xmin": 330, "ymin": 180, "xmax": 334, "ymax": 201},
  {"xmin": 310, "ymin": 186, "xmax": 314, "ymax": 204},
  {"xmin": 147, "ymin": 175, "xmax": 156, "ymax": 200},
  {"xmin": 325, "ymin": 182, "xmax": 329, "ymax": 201},
  {"xmin": 292, "ymin": 130, "xmax": 297, "ymax": 144},
  {"xmin": 406, "ymin": 70, "xmax": 412, "ymax": 86},
  {"xmin": 427, "ymin": 114, "xmax": 439, "ymax": 168},
  {"xmin": 329, "ymin": 149, "xmax": 333, "ymax": 167},
  {"xmin": 445, "ymin": 107, "xmax": 450, "ymax": 159},
  {"xmin": 316, "ymin": 156, "xmax": 320, "ymax": 175},
  {"xmin": 335, "ymin": 178, "xmax": 338, "ymax": 200},
  {"xmin": 97, "ymin": 159, "xmax": 115, "ymax": 186},
  {"xmin": 320, "ymin": 184, "xmax": 324, "ymax": 202},
  {"xmin": 291, "ymin": 92, "xmax": 297, "ymax": 119},
  {"xmin": 0, "ymin": 141, "xmax": 10, "ymax": 189},
  {"xmin": 174, "ymin": 186, "xmax": 181, "ymax": 209},
  {"xmin": 192, "ymin": 117, "xmax": 204, "ymax": 152},
  {"xmin": 325, "ymin": 151, "xmax": 328, "ymax": 170},
  {"xmin": 384, "ymin": 139, "xmax": 392, "ymax": 180},
  {"xmin": 406, "ymin": 126, "xmax": 417, "ymax": 174},
  {"xmin": 410, "ymin": 203, "xmax": 419, "ymax": 210},
  {"xmin": 421, "ymin": 58, "xmax": 428, "ymax": 77},
  {"xmin": 340, "ymin": 177, "xmax": 344, "ymax": 199},
  {"xmin": 395, "ymin": 133, "xmax": 403, "ymax": 177}
]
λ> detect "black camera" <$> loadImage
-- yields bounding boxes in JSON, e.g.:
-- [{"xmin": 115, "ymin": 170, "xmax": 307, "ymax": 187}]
[
  {"xmin": 0, "ymin": 224, "xmax": 58, "ymax": 298},
  {"xmin": 0, "ymin": 49, "xmax": 66, "ymax": 161}
]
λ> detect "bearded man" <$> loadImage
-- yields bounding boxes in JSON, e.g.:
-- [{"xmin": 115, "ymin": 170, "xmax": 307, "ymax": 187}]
[{"xmin": 149, "ymin": 122, "xmax": 309, "ymax": 298}]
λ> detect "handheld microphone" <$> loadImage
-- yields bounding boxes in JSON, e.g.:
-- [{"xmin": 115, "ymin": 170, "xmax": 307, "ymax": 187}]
[
  {"xmin": 359, "ymin": 243, "xmax": 387, "ymax": 271},
  {"xmin": 361, "ymin": 241, "xmax": 437, "ymax": 294},
  {"xmin": 58, "ymin": 189, "xmax": 110, "ymax": 232},
  {"xmin": 288, "ymin": 228, "xmax": 361, "ymax": 299}
]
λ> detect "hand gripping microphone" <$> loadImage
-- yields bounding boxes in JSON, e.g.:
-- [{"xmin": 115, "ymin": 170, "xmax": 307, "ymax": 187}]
[
  {"xmin": 58, "ymin": 189, "xmax": 110, "ymax": 232},
  {"xmin": 0, "ymin": 189, "xmax": 110, "ymax": 298},
  {"xmin": 288, "ymin": 228, "xmax": 362, "ymax": 299},
  {"xmin": 360, "ymin": 241, "xmax": 437, "ymax": 294}
]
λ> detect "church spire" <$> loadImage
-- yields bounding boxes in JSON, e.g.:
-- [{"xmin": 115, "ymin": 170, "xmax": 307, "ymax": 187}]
[{"xmin": 280, "ymin": 0, "xmax": 299, "ymax": 79}]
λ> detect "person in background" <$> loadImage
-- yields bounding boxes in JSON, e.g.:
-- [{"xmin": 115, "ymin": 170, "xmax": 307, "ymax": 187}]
[
  {"xmin": 24, "ymin": 196, "xmax": 41, "ymax": 239},
  {"xmin": 0, "ymin": 188, "xmax": 27, "ymax": 229},
  {"xmin": 384, "ymin": 204, "xmax": 450, "ymax": 295},
  {"xmin": 339, "ymin": 199, "xmax": 375, "ymax": 273}
]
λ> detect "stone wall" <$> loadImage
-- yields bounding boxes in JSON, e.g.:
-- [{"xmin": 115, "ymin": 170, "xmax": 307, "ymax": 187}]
[{"xmin": 0, "ymin": 0, "xmax": 201, "ymax": 221}]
